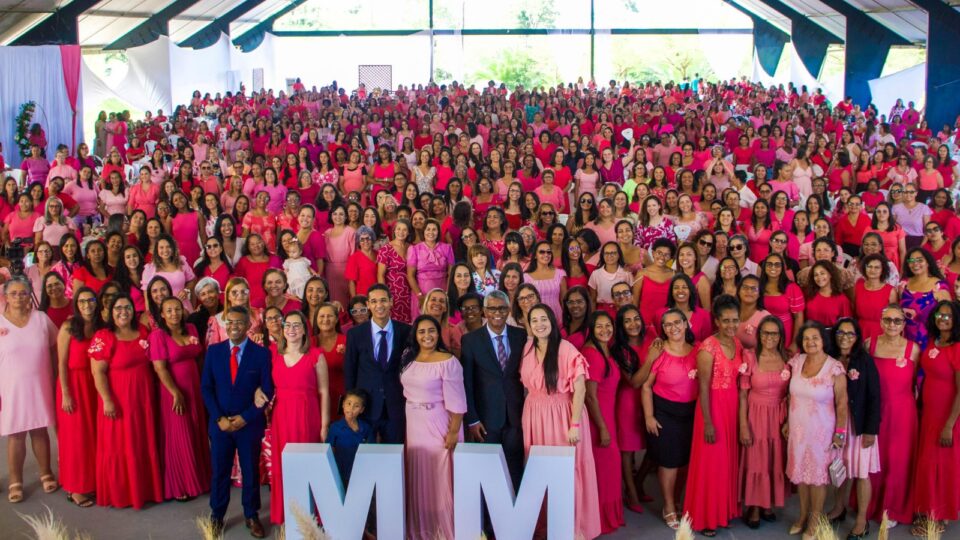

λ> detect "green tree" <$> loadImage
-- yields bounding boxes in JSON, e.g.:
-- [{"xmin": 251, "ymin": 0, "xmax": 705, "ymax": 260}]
[
  {"xmin": 472, "ymin": 48, "xmax": 551, "ymax": 88},
  {"xmin": 516, "ymin": 0, "xmax": 558, "ymax": 29}
]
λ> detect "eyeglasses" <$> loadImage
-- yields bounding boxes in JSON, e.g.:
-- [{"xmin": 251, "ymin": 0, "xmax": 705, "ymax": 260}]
[
  {"xmin": 112, "ymin": 305, "xmax": 134, "ymax": 312},
  {"xmin": 484, "ymin": 306, "xmax": 509, "ymax": 313},
  {"xmin": 205, "ymin": 243, "xmax": 221, "ymax": 249},
  {"xmin": 283, "ymin": 322, "xmax": 304, "ymax": 330},
  {"xmin": 462, "ymin": 305, "xmax": 482, "ymax": 313},
  {"xmin": 890, "ymin": 188, "xmax": 903, "ymax": 194},
  {"xmin": 906, "ymin": 257, "xmax": 924, "ymax": 264},
  {"xmin": 350, "ymin": 306, "xmax": 369, "ymax": 314},
  {"xmin": 77, "ymin": 297, "xmax": 98, "ymax": 305},
  {"xmin": 6, "ymin": 290, "xmax": 30, "ymax": 298},
  {"xmin": 540, "ymin": 211, "xmax": 556, "ymax": 216},
  {"xmin": 612, "ymin": 290, "xmax": 632, "ymax": 299},
  {"xmin": 765, "ymin": 261, "xmax": 783, "ymax": 268},
  {"xmin": 770, "ymin": 237, "xmax": 786, "ymax": 244},
  {"xmin": 461, "ymin": 233, "xmax": 476, "ymax": 240},
  {"xmin": 903, "ymin": 190, "xmax": 917, "ymax": 195},
  {"xmin": 537, "ymin": 250, "xmax": 552, "ymax": 255},
  {"xmin": 579, "ymin": 199, "xmax": 593, "ymax": 205},
  {"xmin": 925, "ymin": 226, "xmax": 941, "ymax": 234},
  {"xmin": 740, "ymin": 285, "xmax": 759, "ymax": 292},
  {"xmin": 935, "ymin": 312, "xmax": 954, "ymax": 320},
  {"xmin": 359, "ymin": 236, "xmax": 373, "ymax": 242},
  {"xmin": 835, "ymin": 330, "xmax": 857, "ymax": 339},
  {"xmin": 662, "ymin": 320, "xmax": 686, "ymax": 330},
  {"xmin": 603, "ymin": 251, "xmax": 619, "ymax": 257},
  {"xmin": 881, "ymin": 317, "xmax": 905, "ymax": 326},
  {"xmin": 698, "ymin": 240, "xmax": 714, "ymax": 248},
  {"xmin": 730, "ymin": 244, "xmax": 745, "ymax": 251},
  {"xmin": 518, "ymin": 294, "xmax": 538, "ymax": 303},
  {"xmin": 265, "ymin": 315, "xmax": 283, "ymax": 323},
  {"xmin": 759, "ymin": 330, "xmax": 780, "ymax": 338}
]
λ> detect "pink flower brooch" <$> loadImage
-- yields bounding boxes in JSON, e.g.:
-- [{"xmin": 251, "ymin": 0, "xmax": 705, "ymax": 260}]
[
  {"xmin": 687, "ymin": 369, "xmax": 698, "ymax": 380},
  {"xmin": 780, "ymin": 368, "xmax": 791, "ymax": 381},
  {"xmin": 847, "ymin": 369, "xmax": 860, "ymax": 381},
  {"xmin": 895, "ymin": 357, "xmax": 908, "ymax": 368},
  {"xmin": 738, "ymin": 363, "xmax": 749, "ymax": 374}
]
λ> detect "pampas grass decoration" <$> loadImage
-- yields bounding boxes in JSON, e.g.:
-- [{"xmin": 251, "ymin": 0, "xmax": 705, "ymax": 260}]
[
  {"xmin": 274, "ymin": 523, "xmax": 285, "ymax": 540},
  {"xmin": 811, "ymin": 515, "xmax": 839, "ymax": 540},
  {"xmin": 924, "ymin": 516, "xmax": 942, "ymax": 540},
  {"xmin": 195, "ymin": 515, "xmax": 224, "ymax": 540},
  {"xmin": 289, "ymin": 501, "xmax": 329, "ymax": 540},
  {"xmin": 18, "ymin": 506, "xmax": 70, "ymax": 540},
  {"xmin": 877, "ymin": 510, "xmax": 891, "ymax": 540},
  {"xmin": 673, "ymin": 513, "xmax": 694, "ymax": 540}
]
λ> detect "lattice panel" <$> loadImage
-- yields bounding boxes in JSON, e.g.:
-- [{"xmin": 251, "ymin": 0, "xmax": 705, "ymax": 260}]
[{"xmin": 358, "ymin": 65, "xmax": 392, "ymax": 93}]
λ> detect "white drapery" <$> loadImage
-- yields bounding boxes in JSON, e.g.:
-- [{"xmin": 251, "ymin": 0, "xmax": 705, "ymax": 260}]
[
  {"xmin": 868, "ymin": 63, "xmax": 926, "ymax": 117},
  {"xmin": 0, "ymin": 45, "xmax": 82, "ymax": 168}
]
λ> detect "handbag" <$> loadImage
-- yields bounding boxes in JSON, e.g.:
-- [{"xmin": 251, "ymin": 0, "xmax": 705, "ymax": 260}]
[{"xmin": 829, "ymin": 455, "xmax": 847, "ymax": 487}]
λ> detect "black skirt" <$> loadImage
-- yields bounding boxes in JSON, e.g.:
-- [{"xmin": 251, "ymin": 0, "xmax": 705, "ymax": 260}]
[{"xmin": 647, "ymin": 393, "xmax": 697, "ymax": 468}]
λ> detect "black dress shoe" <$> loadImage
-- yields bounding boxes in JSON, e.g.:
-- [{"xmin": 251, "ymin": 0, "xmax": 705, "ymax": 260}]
[{"xmin": 210, "ymin": 518, "xmax": 225, "ymax": 538}]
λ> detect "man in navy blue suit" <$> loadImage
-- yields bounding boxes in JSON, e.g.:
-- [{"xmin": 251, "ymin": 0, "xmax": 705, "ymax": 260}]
[
  {"xmin": 201, "ymin": 306, "xmax": 274, "ymax": 538},
  {"xmin": 344, "ymin": 284, "xmax": 411, "ymax": 443}
]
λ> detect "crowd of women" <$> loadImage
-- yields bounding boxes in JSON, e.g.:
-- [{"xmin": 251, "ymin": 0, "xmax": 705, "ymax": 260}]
[{"xmin": 0, "ymin": 77, "xmax": 959, "ymax": 540}]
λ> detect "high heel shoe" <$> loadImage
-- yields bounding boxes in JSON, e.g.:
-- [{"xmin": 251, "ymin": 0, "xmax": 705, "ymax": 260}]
[
  {"xmin": 789, "ymin": 522, "xmax": 805, "ymax": 535},
  {"xmin": 846, "ymin": 523, "xmax": 869, "ymax": 539}
]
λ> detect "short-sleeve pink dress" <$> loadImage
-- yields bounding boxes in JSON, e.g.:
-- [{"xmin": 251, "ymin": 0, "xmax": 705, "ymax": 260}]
[
  {"xmin": 786, "ymin": 354, "xmax": 845, "ymax": 486},
  {"xmin": 0, "ymin": 310, "xmax": 58, "ymax": 436},
  {"xmin": 520, "ymin": 339, "xmax": 601, "ymax": 540}
]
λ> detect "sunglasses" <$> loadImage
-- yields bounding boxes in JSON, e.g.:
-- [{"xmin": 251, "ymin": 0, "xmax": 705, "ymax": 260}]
[
  {"xmin": 730, "ymin": 244, "xmax": 745, "ymax": 251},
  {"xmin": 698, "ymin": 240, "xmax": 714, "ymax": 247}
]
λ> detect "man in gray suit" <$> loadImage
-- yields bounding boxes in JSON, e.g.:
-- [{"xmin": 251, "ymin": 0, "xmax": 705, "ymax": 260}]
[{"xmin": 460, "ymin": 290, "xmax": 527, "ymax": 488}]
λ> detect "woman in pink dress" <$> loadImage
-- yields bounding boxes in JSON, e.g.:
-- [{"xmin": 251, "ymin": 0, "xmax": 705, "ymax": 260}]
[
  {"xmin": 89, "ymin": 293, "xmax": 164, "ymax": 508},
  {"xmin": 312, "ymin": 303, "xmax": 346, "ymax": 413},
  {"xmin": 406, "ymin": 219, "xmax": 454, "ymax": 318},
  {"xmin": 270, "ymin": 311, "xmax": 330, "ymax": 524},
  {"xmin": 803, "ymin": 261, "xmax": 853, "ymax": 327},
  {"xmin": 148, "ymin": 297, "xmax": 211, "ymax": 500},
  {"xmin": 142, "ymin": 234, "xmax": 197, "ymax": 312},
  {"xmin": 760, "ymin": 253, "xmax": 806, "ymax": 350},
  {"xmin": 170, "ymin": 191, "xmax": 202, "ymax": 266},
  {"xmin": 524, "ymin": 241, "xmax": 568, "ymax": 322},
  {"xmin": 853, "ymin": 254, "xmax": 896, "ymax": 341},
  {"xmin": 233, "ymin": 235, "xmax": 281, "ymax": 310},
  {"xmin": 864, "ymin": 304, "xmax": 919, "ymax": 526},
  {"xmin": 684, "ymin": 295, "xmax": 743, "ymax": 536},
  {"xmin": 785, "ymin": 321, "xmax": 848, "ymax": 538},
  {"xmin": 641, "ymin": 308, "xmax": 699, "ymax": 531},
  {"xmin": 612, "ymin": 305, "xmax": 654, "ymax": 510},
  {"xmin": 323, "ymin": 205, "xmax": 356, "ymax": 307},
  {"xmin": 377, "ymin": 219, "xmax": 413, "ymax": 323},
  {"xmin": 520, "ymin": 304, "xmax": 601, "ymax": 540},
  {"xmin": 912, "ymin": 300, "xmax": 960, "ymax": 535},
  {"xmin": 0, "ymin": 277, "xmax": 60, "ymax": 503},
  {"xmin": 56, "ymin": 288, "xmax": 100, "ymax": 507},
  {"xmin": 582, "ymin": 311, "xmax": 624, "ymax": 534},
  {"xmin": 739, "ymin": 315, "xmax": 791, "ymax": 526},
  {"xmin": 401, "ymin": 315, "xmax": 467, "ymax": 540}
]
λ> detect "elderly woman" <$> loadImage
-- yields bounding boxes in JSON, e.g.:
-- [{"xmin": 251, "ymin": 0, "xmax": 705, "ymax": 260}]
[
  {"xmin": 784, "ymin": 321, "xmax": 848, "ymax": 538},
  {"xmin": 345, "ymin": 226, "xmax": 378, "ymax": 298},
  {"xmin": 0, "ymin": 276, "xmax": 60, "ymax": 503},
  {"xmin": 186, "ymin": 277, "xmax": 222, "ymax": 340}
]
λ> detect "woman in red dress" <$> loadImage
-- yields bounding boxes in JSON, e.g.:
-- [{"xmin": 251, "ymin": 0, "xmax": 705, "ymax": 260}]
[
  {"xmin": 56, "ymin": 287, "xmax": 100, "ymax": 507},
  {"xmin": 89, "ymin": 293, "xmax": 163, "ymax": 508},
  {"xmin": 803, "ymin": 261, "xmax": 852, "ymax": 328},
  {"xmin": 269, "ymin": 311, "xmax": 330, "ymax": 524},
  {"xmin": 313, "ymin": 302, "xmax": 347, "ymax": 413},
  {"xmin": 149, "ymin": 297, "xmax": 211, "ymax": 500},
  {"xmin": 582, "ymin": 311, "xmax": 624, "ymax": 534},
  {"xmin": 684, "ymin": 295, "xmax": 743, "ymax": 536},
  {"xmin": 864, "ymin": 304, "xmax": 920, "ymax": 526},
  {"xmin": 912, "ymin": 300, "xmax": 960, "ymax": 535},
  {"xmin": 853, "ymin": 254, "xmax": 896, "ymax": 341}
]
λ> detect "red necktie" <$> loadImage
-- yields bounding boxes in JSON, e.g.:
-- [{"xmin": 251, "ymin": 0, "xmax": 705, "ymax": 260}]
[{"xmin": 230, "ymin": 346, "xmax": 240, "ymax": 384}]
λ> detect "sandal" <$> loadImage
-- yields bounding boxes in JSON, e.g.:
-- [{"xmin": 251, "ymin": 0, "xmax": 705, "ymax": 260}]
[
  {"xmin": 40, "ymin": 474, "xmax": 59, "ymax": 493},
  {"xmin": 789, "ymin": 521, "xmax": 806, "ymax": 535},
  {"xmin": 663, "ymin": 511, "xmax": 680, "ymax": 530},
  {"xmin": 702, "ymin": 529, "xmax": 717, "ymax": 537},
  {"xmin": 8, "ymin": 483, "xmax": 24, "ymax": 503},
  {"xmin": 66, "ymin": 492, "xmax": 94, "ymax": 508}
]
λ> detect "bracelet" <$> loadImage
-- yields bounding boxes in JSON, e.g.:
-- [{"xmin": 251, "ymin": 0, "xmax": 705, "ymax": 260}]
[
  {"xmin": 570, "ymin": 422, "xmax": 581, "ymax": 428},
  {"xmin": 834, "ymin": 428, "xmax": 847, "ymax": 434}
]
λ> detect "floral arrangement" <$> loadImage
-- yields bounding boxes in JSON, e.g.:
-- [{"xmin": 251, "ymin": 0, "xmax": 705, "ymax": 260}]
[{"xmin": 15, "ymin": 101, "xmax": 36, "ymax": 158}]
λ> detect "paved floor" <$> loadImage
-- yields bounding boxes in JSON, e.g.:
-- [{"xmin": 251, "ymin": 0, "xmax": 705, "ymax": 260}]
[{"xmin": 0, "ymin": 435, "xmax": 922, "ymax": 539}]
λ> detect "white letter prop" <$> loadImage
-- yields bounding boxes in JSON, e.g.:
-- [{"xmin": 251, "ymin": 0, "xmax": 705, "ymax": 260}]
[
  {"xmin": 453, "ymin": 444, "xmax": 575, "ymax": 540},
  {"xmin": 282, "ymin": 443, "xmax": 405, "ymax": 540}
]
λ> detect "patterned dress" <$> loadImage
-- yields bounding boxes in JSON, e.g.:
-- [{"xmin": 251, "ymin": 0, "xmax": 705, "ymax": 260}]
[
  {"xmin": 377, "ymin": 242, "xmax": 413, "ymax": 323},
  {"xmin": 633, "ymin": 216, "xmax": 677, "ymax": 250},
  {"xmin": 786, "ymin": 354, "xmax": 845, "ymax": 486},
  {"xmin": 899, "ymin": 280, "xmax": 949, "ymax": 350}
]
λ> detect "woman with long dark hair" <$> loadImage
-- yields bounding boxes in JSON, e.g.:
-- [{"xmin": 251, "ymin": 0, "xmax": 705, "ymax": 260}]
[
  {"xmin": 399, "ymin": 315, "xmax": 466, "ymax": 540},
  {"xmin": 520, "ymin": 304, "xmax": 601, "ymax": 539}
]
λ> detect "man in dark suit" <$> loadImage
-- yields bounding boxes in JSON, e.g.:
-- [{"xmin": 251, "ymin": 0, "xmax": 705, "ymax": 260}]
[
  {"xmin": 461, "ymin": 290, "xmax": 527, "ymax": 487},
  {"xmin": 344, "ymin": 284, "xmax": 411, "ymax": 444},
  {"xmin": 201, "ymin": 306, "xmax": 274, "ymax": 538}
]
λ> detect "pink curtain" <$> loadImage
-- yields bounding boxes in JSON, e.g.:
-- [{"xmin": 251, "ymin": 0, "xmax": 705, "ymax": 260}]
[{"xmin": 59, "ymin": 45, "xmax": 81, "ymax": 151}]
